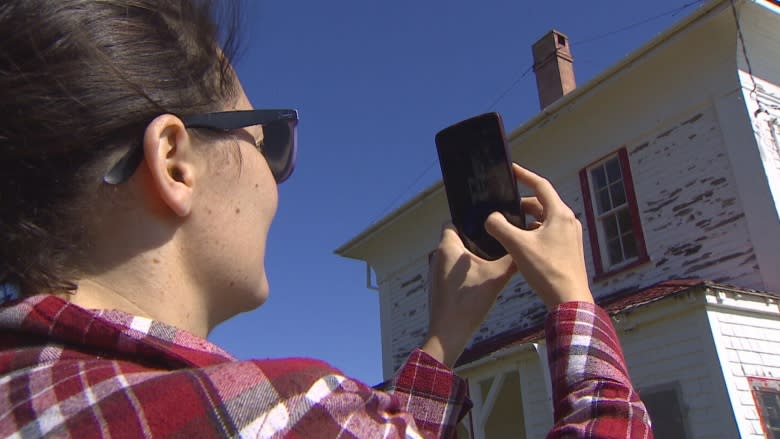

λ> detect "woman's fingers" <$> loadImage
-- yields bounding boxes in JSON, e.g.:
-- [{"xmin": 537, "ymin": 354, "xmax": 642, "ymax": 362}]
[
  {"xmin": 484, "ymin": 212, "xmax": 526, "ymax": 254},
  {"xmin": 436, "ymin": 223, "xmax": 466, "ymax": 263},
  {"xmin": 526, "ymin": 220, "xmax": 543, "ymax": 230},
  {"xmin": 485, "ymin": 165, "xmax": 594, "ymax": 309},
  {"xmin": 513, "ymin": 164, "xmax": 566, "ymax": 216},
  {"xmin": 520, "ymin": 197, "xmax": 544, "ymax": 221},
  {"xmin": 425, "ymin": 221, "xmax": 518, "ymax": 367}
]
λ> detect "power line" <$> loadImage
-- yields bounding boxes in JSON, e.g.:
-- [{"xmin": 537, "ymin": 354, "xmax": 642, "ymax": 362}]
[
  {"xmin": 371, "ymin": 63, "xmax": 534, "ymax": 222},
  {"xmin": 373, "ymin": 65, "xmax": 534, "ymax": 220},
  {"xmin": 573, "ymin": 0, "xmax": 706, "ymax": 47},
  {"xmin": 374, "ymin": 161, "xmax": 438, "ymax": 220},
  {"xmin": 483, "ymin": 1, "xmax": 707, "ymax": 114},
  {"xmin": 369, "ymin": 0, "xmax": 708, "ymax": 225},
  {"xmin": 486, "ymin": 65, "xmax": 535, "ymax": 111},
  {"xmin": 729, "ymin": 0, "xmax": 766, "ymax": 116}
]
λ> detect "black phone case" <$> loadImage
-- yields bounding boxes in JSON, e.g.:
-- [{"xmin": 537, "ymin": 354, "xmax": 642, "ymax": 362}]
[{"xmin": 435, "ymin": 112, "xmax": 525, "ymax": 260}]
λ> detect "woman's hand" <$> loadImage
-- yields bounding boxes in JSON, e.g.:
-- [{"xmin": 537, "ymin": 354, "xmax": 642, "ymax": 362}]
[
  {"xmin": 421, "ymin": 164, "xmax": 593, "ymax": 368},
  {"xmin": 422, "ymin": 225, "xmax": 517, "ymax": 368},
  {"xmin": 485, "ymin": 164, "xmax": 593, "ymax": 309}
]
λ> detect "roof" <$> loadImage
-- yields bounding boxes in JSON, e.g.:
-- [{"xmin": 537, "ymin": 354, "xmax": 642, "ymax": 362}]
[
  {"xmin": 372, "ymin": 278, "xmax": 776, "ymax": 388},
  {"xmin": 455, "ymin": 278, "xmax": 778, "ymax": 367},
  {"xmin": 336, "ymin": 0, "xmax": 732, "ymax": 258}
]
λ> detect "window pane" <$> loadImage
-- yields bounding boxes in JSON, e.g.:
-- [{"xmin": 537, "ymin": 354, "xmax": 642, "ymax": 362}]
[
  {"xmin": 760, "ymin": 391, "xmax": 780, "ymax": 428},
  {"xmin": 606, "ymin": 157, "xmax": 622, "ymax": 183},
  {"xmin": 643, "ymin": 388, "xmax": 688, "ymax": 439},
  {"xmin": 597, "ymin": 188, "xmax": 611, "ymax": 214},
  {"xmin": 611, "ymin": 182, "xmax": 627, "ymax": 207},
  {"xmin": 603, "ymin": 214, "xmax": 619, "ymax": 240},
  {"xmin": 622, "ymin": 233, "xmax": 638, "ymax": 259},
  {"xmin": 617, "ymin": 208, "xmax": 633, "ymax": 234},
  {"xmin": 607, "ymin": 238, "xmax": 623, "ymax": 266},
  {"xmin": 591, "ymin": 166, "xmax": 607, "ymax": 190}
]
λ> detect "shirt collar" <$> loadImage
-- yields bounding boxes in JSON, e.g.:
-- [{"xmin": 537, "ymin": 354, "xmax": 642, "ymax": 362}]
[{"xmin": 0, "ymin": 294, "xmax": 236, "ymax": 368}]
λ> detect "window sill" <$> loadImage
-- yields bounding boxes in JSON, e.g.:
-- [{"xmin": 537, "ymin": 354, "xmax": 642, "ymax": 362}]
[{"xmin": 593, "ymin": 255, "xmax": 651, "ymax": 282}]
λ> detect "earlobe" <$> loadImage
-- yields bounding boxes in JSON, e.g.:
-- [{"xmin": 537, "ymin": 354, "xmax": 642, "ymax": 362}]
[{"xmin": 142, "ymin": 114, "xmax": 196, "ymax": 217}]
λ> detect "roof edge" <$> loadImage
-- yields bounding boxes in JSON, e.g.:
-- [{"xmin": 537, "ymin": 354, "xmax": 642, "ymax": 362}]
[
  {"xmin": 336, "ymin": 0, "xmax": 731, "ymax": 259},
  {"xmin": 334, "ymin": 180, "xmax": 443, "ymax": 258},
  {"xmin": 503, "ymin": 0, "xmax": 730, "ymax": 144},
  {"xmin": 455, "ymin": 278, "xmax": 780, "ymax": 368}
]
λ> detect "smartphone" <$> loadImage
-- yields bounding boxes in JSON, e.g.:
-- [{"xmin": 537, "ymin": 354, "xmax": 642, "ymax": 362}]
[{"xmin": 435, "ymin": 112, "xmax": 525, "ymax": 260}]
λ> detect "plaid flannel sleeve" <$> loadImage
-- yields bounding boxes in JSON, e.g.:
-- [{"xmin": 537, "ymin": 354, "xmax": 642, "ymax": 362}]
[
  {"xmin": 386, "ymin": 349, "xmax": 470, "ymax": 439},
  {"xmin": 545, "ymin": 302, "xmax": 653, "ymax": 438}
]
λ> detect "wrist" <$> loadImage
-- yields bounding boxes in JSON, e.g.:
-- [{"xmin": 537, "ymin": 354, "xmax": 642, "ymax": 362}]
[
  {"xmin": 421, "ymin": 334, "xmax": 463, "ymax": 369},
  {"xmin": 541, "ymin": 285, "xmax": 594, "ymax": 310},
  {"xmin": 543, "ymin": 294, "xmax": 594, "ymax": 310}
]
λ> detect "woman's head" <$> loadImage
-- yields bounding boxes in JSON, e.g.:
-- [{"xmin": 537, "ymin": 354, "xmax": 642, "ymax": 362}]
[{"xmin": 0, "ymin": 0, "xmax": 243, "ymax": 297}]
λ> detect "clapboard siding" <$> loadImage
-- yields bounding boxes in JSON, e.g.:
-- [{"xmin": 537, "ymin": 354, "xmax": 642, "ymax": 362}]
[
  {"xmin": 707, "ymin": 297, "xmax": 780, "ymax": 438},
  {"xmin": 380, "ymin": 255, "xmax": 429, "ymax": 369},
  {"xmin": 615, "ymin": 299, "xmax": 737, "ymax": 438},
  {"xmin": 381, "ymin": 104, "xmax": 762, "ymax": 371}
]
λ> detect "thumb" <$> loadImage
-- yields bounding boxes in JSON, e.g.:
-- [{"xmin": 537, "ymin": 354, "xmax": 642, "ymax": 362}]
[{"xmin": 485, "ymin": 211, "xmax": 527, "ymax": 254}]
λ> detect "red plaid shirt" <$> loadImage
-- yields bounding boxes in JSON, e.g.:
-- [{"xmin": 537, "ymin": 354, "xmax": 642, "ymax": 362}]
[
  {"xmin": 0, "ymin": 295, "xmax": 467, "ymax": 438},
  {"xmin": 545, "ymin": 302, "xmax": 653, "ymax": 438},
  {"xmin": 0, "ymin": 296, "xmax": 651, "ymax": 438}
]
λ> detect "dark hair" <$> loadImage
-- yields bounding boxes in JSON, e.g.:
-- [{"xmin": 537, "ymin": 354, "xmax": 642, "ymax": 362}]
[{"xmin": 0, "ymin": 0, "xmax": 241, "ymax": 295}]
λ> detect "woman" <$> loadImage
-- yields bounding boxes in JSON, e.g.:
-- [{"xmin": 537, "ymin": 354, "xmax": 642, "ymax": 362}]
[{"xmin": 0, "ymin": 1, "xmax": 651, "ymax": 437}]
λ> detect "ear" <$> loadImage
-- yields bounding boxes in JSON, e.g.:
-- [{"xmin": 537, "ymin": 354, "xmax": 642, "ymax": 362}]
[{"xmin": 142, "ymin": 114, "xmax": 196, "ymax": 217}]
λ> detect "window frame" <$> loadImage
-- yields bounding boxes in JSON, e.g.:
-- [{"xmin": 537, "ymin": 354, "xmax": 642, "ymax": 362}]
[
  {"xmin": 579, "ymin": 147, "xmax": 649, "ymax": 280},
  {"xmin": 749, "ymin": 377, "xmax": 780, "ymax": 439}
]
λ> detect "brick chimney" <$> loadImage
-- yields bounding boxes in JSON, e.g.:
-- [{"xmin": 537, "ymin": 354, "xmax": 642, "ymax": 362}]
[{"xmin": 532, "ymin": 30, "xmax": 576, "ymax": 109}]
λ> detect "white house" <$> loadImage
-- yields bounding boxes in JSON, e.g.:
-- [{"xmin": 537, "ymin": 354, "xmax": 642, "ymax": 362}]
[{"xmin": 337, "ymin": 0, "xmax": 780, "ymax": 437}]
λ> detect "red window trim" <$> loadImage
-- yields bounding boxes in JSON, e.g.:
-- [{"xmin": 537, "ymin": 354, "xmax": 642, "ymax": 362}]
[
  {"xmin": 579, "ymin": 147, "xmax": 650, "ymax": 281},
  {"xmin": 748, "ymin": 377, "xmax": 780, "ymax": 439}
]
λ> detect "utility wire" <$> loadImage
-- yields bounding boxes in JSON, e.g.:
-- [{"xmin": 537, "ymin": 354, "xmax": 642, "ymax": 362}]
[
  {"xmin": 373, "ymin": 64, "xmax": 535, "ymax": 220},
  {"xmin": 486, "ymin": 65, "xmax": 535, "ymax": 112},
  {"xmin": 370, "ymin": 0, "xmax": 708, "ymax": 224},
  {"xmin": 374, "ymin": 161, "xmax": 439, "ymax": 220},
  {"xmin": 572, "ymin": 0, "xmax": 706, "ymax": 47},
  {"xmin": 729, "ymin": 0, "xmax": 766, "ymax": 116}
]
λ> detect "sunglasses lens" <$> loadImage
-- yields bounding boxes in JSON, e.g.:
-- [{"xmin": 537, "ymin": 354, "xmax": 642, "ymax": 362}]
[{"xmin": 261, "ymin": 120, "xmax": 297, "ymax": 183}]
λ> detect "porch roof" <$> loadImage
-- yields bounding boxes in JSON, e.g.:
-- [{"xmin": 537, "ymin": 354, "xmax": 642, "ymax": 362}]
[{"xmin": 456, "ymin": 278, "xmax": 777, "ymax": 367}]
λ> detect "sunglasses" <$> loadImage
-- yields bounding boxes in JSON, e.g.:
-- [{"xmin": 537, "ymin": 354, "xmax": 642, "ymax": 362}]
[{"xmin": 103, "ymin": 109, "xmax": 299, "ymax": 185}]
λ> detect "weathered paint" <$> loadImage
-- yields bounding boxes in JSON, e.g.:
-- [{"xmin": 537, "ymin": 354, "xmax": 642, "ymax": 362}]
[
  {"xmin": 706, "ymin": 290, "xmax": 780, "ymax": 438},
  {"xmin": 457, "ymin": 286, "xmax": 759, "ymax": 438},
  {"xmin": 750, "ymin": 78, "xmax": 780, "ymax": 220},
  {"xmin": 341, "ymin": 14, "xmax": 780, "ymax": 425},
  {"xmin": 613, "ymin": 293, "xmax": 739, "ymax": 438},
  {"xmin": 382, "ymin": 104, "xmax": 763, "ymax": 371}
]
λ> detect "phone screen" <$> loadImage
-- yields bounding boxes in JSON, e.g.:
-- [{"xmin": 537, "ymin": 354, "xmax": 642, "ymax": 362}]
[{"xmin": 435, "ymin": 113, "xmax": 525, "ymax": 260}]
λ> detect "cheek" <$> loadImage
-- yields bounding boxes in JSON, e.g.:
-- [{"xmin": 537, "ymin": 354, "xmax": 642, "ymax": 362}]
[
  {"xmin": 253, "ymin": 154, "xmax": 279, "ymax": 218},
  {"xmin": 230, "ymin": 146, "xmax": 278, "ymax": 239},
  {"xmin": 264, "ymin": 179, "xmax": 279, "ymax": 218},
  {"xmin": 243, "ymin": 175, "xmax": 277, "ymax": 239}
]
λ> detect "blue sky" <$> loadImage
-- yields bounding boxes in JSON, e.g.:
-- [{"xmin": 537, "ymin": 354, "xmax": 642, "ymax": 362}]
[{"xmin": 209, "ymin": 0, "xmax": 707, "ymax": 384}]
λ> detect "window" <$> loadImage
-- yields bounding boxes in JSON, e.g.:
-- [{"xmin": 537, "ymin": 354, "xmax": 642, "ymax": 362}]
[
  {"xmin": 750, "ymin": 378, "xmax": 780, "ymax": 438},
  {"xmin": 580, "ymin": 148, "xmax": 648, "ymax": 279},
  {"xmin": 641, "ymin": 383, "xmax": 689, "ymax": 438}
]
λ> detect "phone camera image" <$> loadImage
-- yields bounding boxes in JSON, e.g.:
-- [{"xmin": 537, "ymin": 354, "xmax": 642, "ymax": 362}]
[{"xmin": 435, "ymin": 112, "xmax": 525, "ymax": 260}]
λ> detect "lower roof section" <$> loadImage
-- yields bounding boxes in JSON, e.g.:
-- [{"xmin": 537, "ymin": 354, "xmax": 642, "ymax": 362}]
[{"xmin": 455, "ymin": 278, "xmax": 778, "ymax": 368}]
